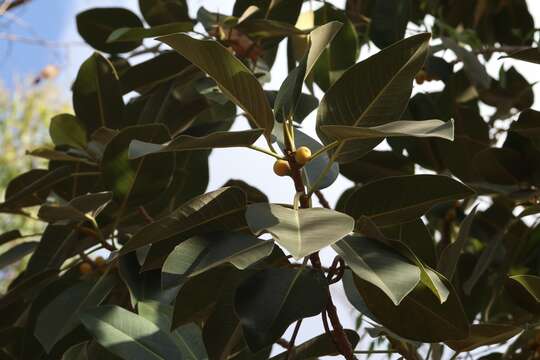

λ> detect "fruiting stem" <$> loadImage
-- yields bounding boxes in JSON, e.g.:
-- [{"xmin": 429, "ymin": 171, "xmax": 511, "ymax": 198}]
[
  {"xmin": 248, "ymin": 145, "xmax": 283, "ymax": 159},
  {"xmin": 309, "ymin": 141, "xmax": 339, "ymax": 163},
  {"xmin": 285, "ymin": 141, "xmax": 356, "ymax": 360},
  {"xmin": 306, "ymin": 144, "xmax": 341, "ymax": 197}
]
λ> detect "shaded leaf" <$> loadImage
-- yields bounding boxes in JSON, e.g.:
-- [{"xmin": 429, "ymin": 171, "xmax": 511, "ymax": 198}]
[
  {"xmin": 446, "ymin": 324, "xmax": 522, "ymax": 353},
  {"xmin": 121, "ymin": 187, "xmax": 247, "ymax": 253},
  {"xmin": 0, "ymin": 242, "xmax": 37, "ymax": 269},
  {"xmin": 313, "ymin": 4, "xmax": 359, "ymax": 91},
  {"xmin": 333, "ymin": 234, "xmax": 421, "ymax": 305},
  {"xmin": 353, "ymin": 274, "xmax": 469, "ymax": 342},
  {"xmin": 438, "ymin": 206, "xmax": 478, "ymax": 280},
  {"xmin": 340, "ymin": 151, "xmax": 414, "ymax": 184},
  {"xmin": 119, "ymin": 52, "xmax": 191, "ymax": 94},
  {"xmin": 72, "ymin": 53, "xmax": 124, "ymax": 134},
  {"xmin": 76, "ymin": 7, "xmax": 143, "ymax": 53},
  {"xmin": 235, "ymin": 267, "xmax": 327, "ymax": 351},
  {"xmin": 503, "ymin": 47, "xmax": 540, "ymax": 64},
  {"xmin": 102, "ymin": 124, "xmax": 174, "ymax": 206},
  {"xmin": 108, "ymin": 22, "xmax": 193, "ymax": 42},
  {"xmin": 317, "ymin": 33, "xmax": 431, "ymax": 162},
  {"xmin": 246, "ymin": 203, "xmax": 354, "ymax": 259},
  {"xmin": 274, "ymin": 21, "xmax": 342, "ymax": 122},
  {"xmin": 35, "ymin": 274, "xmax": 117, "ymax": 352},
  {"xmin": 270, "ymin": 330, "xmax": 360, "ymax": 360},
  {"xmin": 370, "ymin": 0, "xmax": 411, "ymax": 49},
  {"xmin": 0, "ymin": 230, "xmax": 23, "ymax": 246},
  {"xmin": 162, "ymin": 231, "xmax": 274, "ymax": 288},
  {"xmin": 158, "ymin": 33, "xmax": 274, "ymax": 139},
  {"xmin": 508, "ymin": 275, "xmax": 540, "ymax": 302},
  {"xmin": 441, "ymin": 37, "xmax": 491, "ymax": 90},
  {"xmin": 139, "ymin": 0, "xmax": 190, "ymax": 26},
  {"xmin": 38, "ymin": 192, "xmax": 112, "ymax": 224},
  {"xmin": 343, "ymin": 175, "xmax": 474, "ymax": 226}
]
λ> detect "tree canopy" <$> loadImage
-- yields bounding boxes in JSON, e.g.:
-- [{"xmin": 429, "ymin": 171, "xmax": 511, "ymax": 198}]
[{"xmin": 1, "ymin": 0, "xmax": 540, "ymax": 359}]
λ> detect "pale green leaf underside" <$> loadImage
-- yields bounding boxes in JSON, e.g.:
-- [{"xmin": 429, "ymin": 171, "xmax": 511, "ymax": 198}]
[
  {"xmin": 246, "ymin": 203, "xmax": 354, "ymax": 259},
  {"xmin": 128, "ymin": 129, "xmax": 263, "ymax": 159},
  {"xmin": 320, "ymin": 119, "xmax": 454, "ymax": 142}
]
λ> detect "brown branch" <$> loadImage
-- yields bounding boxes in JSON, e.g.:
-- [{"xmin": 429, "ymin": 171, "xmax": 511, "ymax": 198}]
[
  {"xmin": 286, "ymin": 319, "xmax": 303, "ymax": 360},
  {"xmin": 1, "ymin": 0, "xmax": 31, "ymax": 13},
  {"xmin": 282, "ymin": 122, "xmax": 356, "ymax": 359},
  {"xmin": 310, "ymin": 252, "xmax": 357, "ymax": 360},
  {"xmin": 315, "ymin": 190, "xmax": 331, "ymax": 209},
  {"xmin": 138, "ymin": 206, "xmax": 154, "ymax": 224}
]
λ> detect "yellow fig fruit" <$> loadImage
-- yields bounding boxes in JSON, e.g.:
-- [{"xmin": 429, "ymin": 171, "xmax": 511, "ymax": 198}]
[
  {"xmin": 273, "ymin": 159, "xmax": 291, "ymax": 176},
  {"xmin": 294, "ymin": 146, "xmax": 312, "ymax": 165}
]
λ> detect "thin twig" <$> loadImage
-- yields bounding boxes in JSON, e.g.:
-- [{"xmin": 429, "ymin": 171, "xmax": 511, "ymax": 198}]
[
  {"xmin": 286, "ymin": 319, "xmax": 303, "ymax": 360},
  {"xmin": 315, "ymin": 190, "xmax": 331, "ymax": 209}
]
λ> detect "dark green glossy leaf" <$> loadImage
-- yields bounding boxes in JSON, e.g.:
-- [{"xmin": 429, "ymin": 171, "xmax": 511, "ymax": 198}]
[
  {"xmin": 0, "ymin": 230, "xmax": 23, "ymax": 246},
  {"xmin": 128, "ymin": 129, "xmax": 263, "ymax": 159},
  {"xmin": 72, "ymin": 53, "xmax": 124, "ymax": 134},
  {"xmin": 2, "ymin": 167, "xmax": 71, "ymax": 210},
  {"xmin": 246, "ymin": 203, "xmax": 354, "ymax": 259},
  {"xmin": 102, "ymin": 124, "xmax": 174, "ymax": 206},
  {"xmin": 0, "ymin": 241, "xmax": 37, "ymax": 269},
  {"xmin": 138, "ymin": 301, "xmax": 208, "ymax": 360},
  {"xmin": 503, "ymin": 47, "xmax": 540, "ymax": 64},
  {"xmin": 446, "ymin": 324, "xmax": 522, "ymax": 353},
  {"xmin": 38, "ymin": 192, "xmax": 112, "ymax": 224},
  {"xmin": 463, "ymin": 230, "xmax": 505, "ymax": 295},
  {"xmin": 80, "ymin": 305, "xmax": 180, "ymax": 360},
  {"xmin": 162, "ymin": 232, "xmax": 273, "ymax": 288},
  {"xmin": 139, "ymin": 0, "xmax": 190, "ymax": 26},
  {"xmin": 441, "ymin": 37, "xmax": 491, "ymax": 90},
  {"xmin": 353, "ymin": 274, "xmax": 469, "ymax": 342},
  {"xmin": 343, "ymin": 175, "xmax": 474, "ymax": 226},
  {"xmin": 340, "ymin": 151, "xmax": 414, "ymax": 184},
  {"xmin": 223, "ymin": 179, "xmax": 268, "ymax": 203},
  {"xmin": 77, "ymin": 8, "xmax": 143, "ymax": 53},
  {"xmin": 274, "ymin": 21, "xmax": 342, "ymax": 122},
  {"xmin": 370, "ymin": 0, "xmax": 411, "ymax": 49},
  {"xmin": 118, "ymin": 252, "xmax": 176, "ymax": 307},
  {"xmin": 235, "ymin": 267, "xmax": 327, "ymax": 351},
  {"xmin": 313, "ymin": 4, "xmax": 359, "ymax": 91},
  {"xmin": 158, "ymin": 33, "xmax": 274, "ymax": 140},
  {"xmin": 172, "ymin": 266, "xmax": 233, "ymax": 328},
  {"xmin": 438, "ymin": 206, "xmax": 478, "ymax": 280},
  {"xmin": 383, "ymin": 219, "xmax": 437, "ymax": 268},
  {"xmin": 35, "ymin": 274, "xmax": 117, "ymax": 352},
  {"xmin": 270, "ymin": 330, "xmax": 360, "ymax": 360},
  {"xmin": 121, "ymin": 187, "xmax": 247, "ymax": 253},
  {"xmin": 317, "ymin": 33, "xmax": 430, "ymax": 162},
  {"xmin": 508, "ymin": 275, "xmax": 540, "ymax": 302},
  {"xmin": 333, "ymin": 234, "xmax": 420, "ymax": 305},
  {"xmin": 108, "ymin": 22, "xmax": 193, "ymax": 43},
  {"xmin": 62, "ymin": 342, "xmax": 87, "ymax": 360},
  {"xmin": 119, "ymin": 52, "xmax": 191, "ymax": 94}
]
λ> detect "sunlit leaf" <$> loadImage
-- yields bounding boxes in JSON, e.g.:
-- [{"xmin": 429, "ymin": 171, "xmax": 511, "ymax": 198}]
[{"xmin": 80, "ymin": 305, "xmax": 180, "ymax": 359}]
